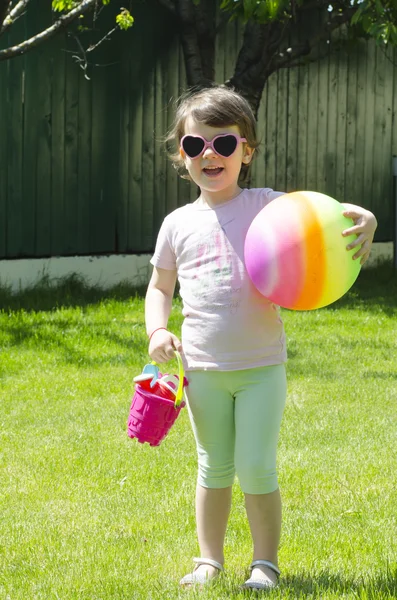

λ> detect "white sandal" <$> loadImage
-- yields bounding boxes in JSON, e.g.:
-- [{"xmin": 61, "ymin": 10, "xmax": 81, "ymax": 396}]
[
  {"xmin": 179, "ymin": 557, "xmax": 224, "ymax": 586},
  {"xmin": 242, "ymin": 559, "xmax": 280, "ymax": 590}
]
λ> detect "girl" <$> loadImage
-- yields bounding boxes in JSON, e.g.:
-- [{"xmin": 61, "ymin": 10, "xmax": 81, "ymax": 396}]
[{"xmin": 145, "ymin": 85, "xmax": 377, "ymax": 590}]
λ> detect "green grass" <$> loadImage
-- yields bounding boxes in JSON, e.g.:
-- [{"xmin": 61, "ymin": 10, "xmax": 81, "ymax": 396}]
[{"xmin": 1, "ymin": 264, "xmax": 397, "ymax": 599}]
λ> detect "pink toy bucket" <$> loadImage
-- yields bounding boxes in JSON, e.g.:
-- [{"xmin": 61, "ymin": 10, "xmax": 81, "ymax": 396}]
[{"xmin": 127, "ymin": 351, "xmax": 186, "ymax": 447}]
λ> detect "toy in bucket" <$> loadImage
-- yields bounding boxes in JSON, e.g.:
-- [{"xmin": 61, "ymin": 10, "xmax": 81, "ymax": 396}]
[{"xmin": 127, "ymin": 351, "xmax": 187, "ymax": 447}]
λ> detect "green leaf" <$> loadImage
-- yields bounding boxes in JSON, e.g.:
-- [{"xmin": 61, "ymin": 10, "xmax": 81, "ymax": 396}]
[
  {"xmin": 116, "ymin": 10, "xmax": 134, "ymax": 31},
  {"xmin": 52, "ymin": 0, "xmax": 78, "ymax": 11}
]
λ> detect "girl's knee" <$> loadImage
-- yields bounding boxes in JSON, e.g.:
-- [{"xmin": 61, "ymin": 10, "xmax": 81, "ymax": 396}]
[
  {"xmin": 237, "ymin": 460, "xmax": 279, "ymax": 495},
  {"xmin": 197, "ymin": 460, "xmax": 235, "ymax": 489}
]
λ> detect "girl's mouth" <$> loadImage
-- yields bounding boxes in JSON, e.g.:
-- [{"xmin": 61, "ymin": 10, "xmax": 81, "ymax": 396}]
[{"xmin": 203, "ymin": 167, "xmax": 224, "ymax": 177}]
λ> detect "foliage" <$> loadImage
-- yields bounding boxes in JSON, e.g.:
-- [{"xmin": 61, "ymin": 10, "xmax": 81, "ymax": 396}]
[
  {"xmin": 220, "ymin": 0, "xmax": 397, "ymax": 45},
  {"xmin": 51, "ymin": 0, "xmax": 134, "ymax": 32},
  {"xmin": 351, "ymin": 0, "xmax": 397, "ymax": 44}
]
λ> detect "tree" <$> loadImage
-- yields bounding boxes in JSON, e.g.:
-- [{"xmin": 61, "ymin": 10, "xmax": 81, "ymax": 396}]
[
  {"xmin": 0, "ymin": 0, "xmax": 396, "ymax": 115},
  {"xmin": 163, "ymin": 0, "xmax": 397, "ymax": 114},
  {"xmin": 0, "ymin": 1, "xmax": 133, "ymax": 62}
]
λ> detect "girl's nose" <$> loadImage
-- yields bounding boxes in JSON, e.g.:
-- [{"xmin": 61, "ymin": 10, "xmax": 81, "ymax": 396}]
[{"xmin": 202, "ymin": 145, "xmax": 218, "ymax": 159}]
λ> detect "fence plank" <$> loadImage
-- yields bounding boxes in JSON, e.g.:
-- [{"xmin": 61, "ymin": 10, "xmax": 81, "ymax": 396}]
[
  {"xmin": 372, "ymin": 45, "xmax": 394, "ymax": 240},
  {"xmin": 142, "ymin": 66, "xmax": 156, "ymax": 250},
  {"xmin": 50, "ymin": 33, "xmax": 66, "ymax": 256},
  {"xmin": 128, "ymin": 34, "xmax": 144, "ymax": 253},
  {"xmin": 118, "ymin": 48, "xmax": 131, "ymax": 253},
  {"xmin": 352, "ymin": 41, "xmax": 367, "ymax": 210},
  {"xmin": 286, "ymin": 65, "xmax": 299, "ymax": 193},
  {"xmin": 296, "ymin": 65, "xmax": 309, "ymax": 190},
  {"xmin": 276, "ymin": 68, "xmax": 288, "ymax": 193},
  {"xmin": 335, "ymin": 40, "xmax": 348, "ymax": 202},
  {"xmin": 7, "ymin": 17, "xmax": 26, "ymax": 257},
  {"xmin": 35, "ymin": 28, "xmax": 53, "ymax": 256},
  {"xmin": 265, "ymin": 71, "xmax": 278, "ymax": 190},
  {"xmin": 77, "ymin": 70, "xmax": 93, "ymax": 255},
  {"xmin": 316, "ymin": 52, "xmax": 330, "ymax": 196},
  {"xmin": 362, "ymin": 41, "xmax": 376, "ymax": 223},
  {"xmin": 153, "ymin": 52, "xmax": 166, "ymax": 236},
  {"xmin": 0, "ymin": 57, "xmax": 8, "ymax": 258},
  {"xmin": 345, "ymin": 43, "xmax": 358, "ymax": 205},
  {"xmin": 165, "ymin": 39, "xmax": 180, "ymax": 215},
  {"xmin": 64, "ymin": 49, "xmax": 80, "ymax": 254}
]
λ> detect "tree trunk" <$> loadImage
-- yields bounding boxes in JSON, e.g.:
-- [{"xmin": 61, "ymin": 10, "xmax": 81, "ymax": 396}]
[
  {"xmin": 0, "ymin": 0, "xmax": 11, "ymax": 31},
  {"xmin": 226, "ymin": 20, "xmax": 288, "ymax": 117},
  {"xmin": 176, "ymin": 0, "xmax": 216, "ymax": 87}
]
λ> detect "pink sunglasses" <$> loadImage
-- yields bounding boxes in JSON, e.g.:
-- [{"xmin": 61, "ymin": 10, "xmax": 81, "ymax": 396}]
[{"xmin": 180, "ymin": 133, "xmax": 247, "ymax": 159}]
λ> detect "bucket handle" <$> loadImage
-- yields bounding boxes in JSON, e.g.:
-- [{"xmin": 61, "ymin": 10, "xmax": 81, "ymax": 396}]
[
  {"xmin": 173, "ymin": 350, "xmax": 185, "ymax": 408},
  {"xmin": 152, "ymin": 350, "xmax": 185, "ymax": 408}
]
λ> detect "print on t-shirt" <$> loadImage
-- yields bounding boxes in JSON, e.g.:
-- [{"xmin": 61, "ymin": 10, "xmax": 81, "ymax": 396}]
[{"xmin": 192, "ymin": 221, "xmax": 242, "ymax": 315}]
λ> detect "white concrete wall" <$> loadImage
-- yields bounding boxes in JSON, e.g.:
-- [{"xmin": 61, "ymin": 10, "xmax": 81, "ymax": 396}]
[
  {"xmin": 0, "ymin": 243, "xmax": 393, "ymax": 294},
  {"xmin": 0, "ymin": 254, "xmax": 152, "ymax": 293}
]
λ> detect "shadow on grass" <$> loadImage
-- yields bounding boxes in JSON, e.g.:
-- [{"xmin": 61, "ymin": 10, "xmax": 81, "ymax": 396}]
[
  {"xmin": 0, "ymin": 274, "xmax": 183, "ymax": 367},
  {"xmin": 1, "ymin": 263, "xmax": 396, "ymax": 315},
  {"xmin": 0, "ymin": 274, "xmax": 148, "ymax": 312},
  {"xmin": 0, "ymin": 318, "xmax": 147, "ymax": 367},
  {"xmin": 277, "ymin": 567, "xmax": 397, "ymax": 598},
  {"xmin": 325, "ymin": 262, "xmax": 397, "ymax": 316}
]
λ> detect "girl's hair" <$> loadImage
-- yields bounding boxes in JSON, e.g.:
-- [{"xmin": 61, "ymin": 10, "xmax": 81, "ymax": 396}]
[{"xmin": 165, "ymin": 84, "xmax": 259, "ymax": 182}]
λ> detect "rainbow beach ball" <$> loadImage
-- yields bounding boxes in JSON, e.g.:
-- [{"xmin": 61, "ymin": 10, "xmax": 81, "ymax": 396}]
[{"xmin": 244, "ymin": 191, "xmax": 361, "ymax": 310}]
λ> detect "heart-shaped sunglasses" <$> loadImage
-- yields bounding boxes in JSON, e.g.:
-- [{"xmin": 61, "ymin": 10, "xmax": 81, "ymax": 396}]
[{"xmin": 180, "ymin": 134, "xmax": 247, "ymax": 159}]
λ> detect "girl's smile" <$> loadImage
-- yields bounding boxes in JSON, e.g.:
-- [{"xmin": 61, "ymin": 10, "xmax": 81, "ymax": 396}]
[{"xmin": 202, "ymin": 166, "xmax": 224, "ymax": 177}]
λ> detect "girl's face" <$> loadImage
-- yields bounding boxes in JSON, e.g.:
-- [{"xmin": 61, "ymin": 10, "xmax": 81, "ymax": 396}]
[{"xmin": 180, "ymin": 116, "xmax": 254, "ymax": 205}]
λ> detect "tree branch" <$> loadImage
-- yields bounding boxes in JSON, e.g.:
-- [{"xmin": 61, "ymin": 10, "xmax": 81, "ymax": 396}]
[
  {"xmin": 0, "ymin": 0, "xmax": 11, "ymax": 30},
  {"xmin": 227, "ymin": 19, "xmax": 286, "ymax": 111},
  {"xmin": 1, "ymin": 0, "xmax": 30, "ymax": 35},
  {"xmin": 272, "ymin": 7, "xmax": 357, "ymax": 70},
  {"xmin": 0, "ymin": 0, "xmax": 97, "ymax": 62},
  {"xmin": 227, "ymin": 3, "xmax": 356, "ymax": 115}
]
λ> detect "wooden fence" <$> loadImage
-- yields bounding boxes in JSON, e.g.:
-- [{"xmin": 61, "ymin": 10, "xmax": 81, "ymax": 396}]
[{"xmin": 0, "ymin": 1, "xmax": 396, "ymax": 259}]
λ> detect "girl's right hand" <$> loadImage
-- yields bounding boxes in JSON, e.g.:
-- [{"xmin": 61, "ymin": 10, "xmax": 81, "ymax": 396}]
[{"xmin": 148, "ymin": 329, "xmax": 183, "ymax": 363}]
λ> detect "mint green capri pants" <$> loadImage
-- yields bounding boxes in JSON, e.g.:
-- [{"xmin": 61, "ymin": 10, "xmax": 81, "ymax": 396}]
[{"xmin": 185, "ymin": 364, "xmax": 287, "ymax": 495}]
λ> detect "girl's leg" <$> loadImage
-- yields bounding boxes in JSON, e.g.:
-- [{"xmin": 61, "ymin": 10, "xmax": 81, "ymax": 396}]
[
  {"xmin": 195, "ymin": 484, "xmax": 233, "ymax": 575},
  {"xmin": 185, "ymin": 371, "xmax": 235, "ymax": 579},
  {"xmin": 244, "ymin": 489, "xmax": 282, "ymax": 584},
  {"xmin": 234, "ymin": 364, "xmax": 287, "ymax": 583}
]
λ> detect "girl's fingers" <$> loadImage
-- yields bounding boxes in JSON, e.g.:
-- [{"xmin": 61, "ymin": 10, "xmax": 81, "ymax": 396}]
[
  {"xmin": 154, "ymin": 352, "xmax": 169, "ymax": 363},
  {"xmin": 361, "ymin": 251, "xmax": 370, "ymax": 265},
  {"xmin": 346, "ymin": 232, "xmax": 365, "ymax": 250},
  {"xmin": 342, "ymin": 209, "xmax": 361, "ymax": 220},
  {"xmin": 149, "ymin": 334, "xmax": 183, "ymax": 363},
  {"xmin": 151, "ymin": 347, "xmax": 176, "ymax": 363},
  {"xmin": 353, "ymin": 240, "xmax": 369, "ymax": 261},
  {"xmin": 165, "ymin": 346, "xmax": 176, "ymax": 359},
  {"xmin": 171, "ymin": 335, "xmax": 183, "ymax": 352}
]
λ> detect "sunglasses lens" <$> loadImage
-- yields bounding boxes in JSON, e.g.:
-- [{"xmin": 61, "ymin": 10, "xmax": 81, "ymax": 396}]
[
  {"xmin": 182, "ymin": 136, "xmax": 205, "ymax": 158},
  {"xmin": 213, "ymin": 135, "xmax": 238, "ymax": 157}
]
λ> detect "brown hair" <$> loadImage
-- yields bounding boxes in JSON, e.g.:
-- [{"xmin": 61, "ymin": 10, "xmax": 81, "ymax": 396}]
[{"xmin": 165, "ymin": 84, "xmax": 259, "ymax": 182}]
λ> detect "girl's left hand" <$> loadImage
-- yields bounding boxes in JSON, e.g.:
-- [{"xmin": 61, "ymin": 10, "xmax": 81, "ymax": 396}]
[{"xmin": 341, "ymin": 205, "xmax": 378, "ymax": 265}]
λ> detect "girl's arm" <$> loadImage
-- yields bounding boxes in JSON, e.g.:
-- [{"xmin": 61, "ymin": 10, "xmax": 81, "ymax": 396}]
[
  {"xmin": 145, "ymin": 266, "xmax": 182, "ymax": 363},
  {"xmin": 341, "ymin": 204, "xmax": 378, "ymax": 265}
]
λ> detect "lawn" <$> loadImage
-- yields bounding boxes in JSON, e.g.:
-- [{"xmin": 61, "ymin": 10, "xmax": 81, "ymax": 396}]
[{"xmin": 0, "ymin": 264, "xmax": 397, "ymax": 599}]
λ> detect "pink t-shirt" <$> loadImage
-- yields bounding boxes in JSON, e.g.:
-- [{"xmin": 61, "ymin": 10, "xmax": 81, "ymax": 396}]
[{"xmin": 150, "ymin": 188, "xmax": 287, "ymax": 371}]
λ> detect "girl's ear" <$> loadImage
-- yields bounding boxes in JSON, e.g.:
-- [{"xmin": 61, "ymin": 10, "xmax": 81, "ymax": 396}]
[
  {"xmin": 179, "ymin": 147, "xmax": 186, "ymax": 159},
  {"xmin": 242, "ymin": 146, "xmax": 255, "ymax": 165}
]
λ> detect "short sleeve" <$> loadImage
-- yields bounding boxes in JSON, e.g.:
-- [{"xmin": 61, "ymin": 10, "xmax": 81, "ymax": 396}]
[
  {"xmin": 150, "ymin": 217, "xmax": 177, "ymax": 271},
  {"xmin": 263, "ymin": 188, "xmax": 285, "ymax": 206}
]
